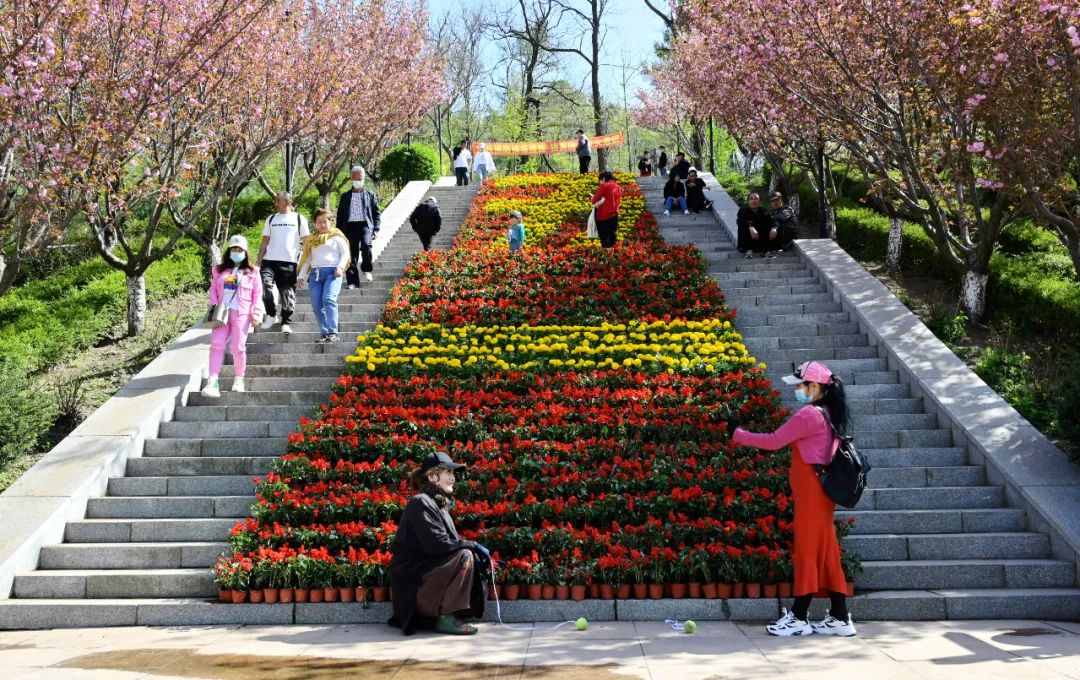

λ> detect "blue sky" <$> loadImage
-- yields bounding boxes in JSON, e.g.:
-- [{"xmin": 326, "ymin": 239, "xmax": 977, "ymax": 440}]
[{"xmin": 425, "ymin": 0, "xmax": 666, "ymax": 97}]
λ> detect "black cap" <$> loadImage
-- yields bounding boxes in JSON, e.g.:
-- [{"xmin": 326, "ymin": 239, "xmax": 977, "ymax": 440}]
[
  {"xmin": 421, "ymin": 451, "xmax": 465, "ymax": 472},
  {"xmin": 576, "ymin": 128, "xmax": 585, "ymax": 134},
  {"xmin": 769, "ymin": 192, "xmax": 783, "ymax": 202}
]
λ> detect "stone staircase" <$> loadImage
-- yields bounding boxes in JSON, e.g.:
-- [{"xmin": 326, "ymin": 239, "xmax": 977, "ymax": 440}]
[
  {"xmin": 640, "ymin": 176, "xmax": 1080, "ymax": 619},
  {"xmin": 0, "ymin": 184, "xmax": 476, "ymax": 628}
]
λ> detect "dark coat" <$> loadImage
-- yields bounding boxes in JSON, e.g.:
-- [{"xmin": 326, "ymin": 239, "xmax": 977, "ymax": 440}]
[
  {"xmin": 388, "ymin": 492, "xmax": 486, "ymax": 635},
  {"xmin": 657, "ymin": 152, "xmax": 668, "ymax": 169},
  {"xmin": 670, "ymin": 159, "xmax": 691, "ymax": 180},
  {"xmin": 772, "ymin": 204, "xmax": 799, "ymax": 239},
  {"xmin": 736, "ymin": 206, "xmax": 777, "ymax": 253},
  {"xmin": 663, "ymin": 180, "xmax": 685, "ymax": 199},
  {"xmin": 409, "ymin": 202, "xmax": 442, "ymax": 237},
  {"xmin": 638, "ymin": 158, "xmax": 653, "ymax": 175},
  {"xmin": 686, "ymin": 178, "xmax": 711, "ymax": 212},
  {"xmin": 337, "ymin": 189, "xmax": 381, "ymax": 245}
]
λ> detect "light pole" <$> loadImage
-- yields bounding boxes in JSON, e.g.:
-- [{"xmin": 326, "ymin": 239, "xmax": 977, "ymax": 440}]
[{"xmin": 816, "ymin": 144, "xmax": 828, "ymax": 238}]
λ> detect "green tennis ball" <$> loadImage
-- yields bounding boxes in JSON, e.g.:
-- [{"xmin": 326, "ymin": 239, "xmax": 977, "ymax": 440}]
[
  {"xmin": 684, "ymin": 620, "xmax": 697, "ymax": 634},
  {"xmin": 576, "ymin": 617, "xmax": 588, "ymax": 631}
]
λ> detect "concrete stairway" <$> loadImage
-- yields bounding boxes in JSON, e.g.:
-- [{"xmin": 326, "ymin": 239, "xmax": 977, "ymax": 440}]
[
  {"xmin": 0, "ymin": 185, "xmax": 476, "ymax": 628},
  {"xmin": 639, "ymin": 176, "xmax": 1080, "ymax": 619}
]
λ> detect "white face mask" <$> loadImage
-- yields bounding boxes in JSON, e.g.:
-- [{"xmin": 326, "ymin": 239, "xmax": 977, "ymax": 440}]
[{"xmin": 351, "ymin": 179, "xmax": 364, "ymax": 189}]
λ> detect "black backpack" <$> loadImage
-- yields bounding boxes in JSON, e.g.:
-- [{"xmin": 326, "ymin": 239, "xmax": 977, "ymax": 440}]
[{"xmin": 816, "ymin": 406, "xmax": 871, "ymax": 508}]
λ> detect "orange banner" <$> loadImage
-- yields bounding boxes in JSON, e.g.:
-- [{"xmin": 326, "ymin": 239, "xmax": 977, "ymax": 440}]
[{"xmin": 472, "ymin": 131, "xmax": 626, "ymax": 157}]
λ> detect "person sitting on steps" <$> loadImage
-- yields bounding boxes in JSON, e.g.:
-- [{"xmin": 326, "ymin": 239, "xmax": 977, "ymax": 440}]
[
  {"xmin": 662, "ymin": 173, "xmax": 689, "ymax": 216},
  {"xmin": 736, "ymin": 192, "xmax": 780, "ymax": 259},
  {"xmin": 685, "ymin": 168, "xmax": 714, "ymax": 214},
  {"xmin": 389, "ymin": 452, "xmax": 490, "ymax": 636},
  {"xmin": 769, "ymin": 191, "xmax": 799, "ymax": 255},
  {"xmin": 203, "ymin": 235, "xmax": 264, "ymax": 398},
  {"xmin": 733, "ymin": 361, "xmax": 857, "ymax": 638}
]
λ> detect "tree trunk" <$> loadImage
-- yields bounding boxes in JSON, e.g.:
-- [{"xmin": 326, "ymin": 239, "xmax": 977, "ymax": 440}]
[
  {"xmin": 126, "ymin": 274, "xmax": 147, "ymax": 337},
  {"xmin": 886, "ymin": 216, "xmax": 903, "ymax": 271},
  {"xmin": 960, "ymin": 270, "xmax": 988, "ymax": 323},
  {"xmin": 0, "ymin": 254, "xmax": 18, "ymax": 298},
  {"xmin": 825, "ymin": 203, "xmax": 837, "ymax": 240},
  {"xmin": 789, "ymin": 194, "xmax": 801, "ymax": 223}
]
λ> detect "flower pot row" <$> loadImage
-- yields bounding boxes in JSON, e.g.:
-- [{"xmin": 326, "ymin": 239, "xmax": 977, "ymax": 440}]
[
  {"xmin": 217, "ymin": 586, "xmax": 391, "ymax": 604},
  {"xmin": 488, "ymin": 581, "xmax": 855, "ymax": 601}
]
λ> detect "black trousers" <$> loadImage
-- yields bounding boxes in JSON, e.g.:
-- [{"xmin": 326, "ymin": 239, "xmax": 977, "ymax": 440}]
[
  {"xmin": 579, "ymin": 155, "xmax": 592, "ymax": 174},
  {"xmin": 345, "ymin": 221, "xmax": 373, "ymax": 285},
  {"xmin": 455, "ymin": 167, "xmax": 469, "ymax": 185},
  {"xmin": 596, "ymin": 216, "xmax": 618, "ymax": 248},
  {"xmin": 260, "ymin": 260, "xmax": 296, "ymax": 323},
  {"xmin": 414, "ymin": 227, "xmax": 434, "ymax": 251}
]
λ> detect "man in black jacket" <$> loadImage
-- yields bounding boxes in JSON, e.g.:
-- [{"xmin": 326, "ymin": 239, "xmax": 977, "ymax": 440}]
[
  {"xmin": 389, "ymin": 452, "xmax": 488, "ymax": 636},
  {"xmin": 669, "ymin": 152, "xmax": 691, "ymax": 181},
  {"xmin": 736, "ymin": 192, "xmax": 778, "ymax": 258},
  {"xmin": 769, "ymin": 192, "xmax": 799, "ymax": 253},
  {"xmin": 335, "ymin": 165, "xmax": 381, "ymax": 288},
  {"xmin": 657, "ymin": 146, "xmax": 669, "ymax": 177},
  {"xmin": 409, "ymin": 197, "xmax": 442, "ymax": 251}
]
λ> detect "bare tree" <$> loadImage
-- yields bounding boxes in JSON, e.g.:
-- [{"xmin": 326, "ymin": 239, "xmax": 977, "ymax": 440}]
[
  {"xmin": 548, "ymin": 0, "xmax": 610, "ymax": 171},
  {"xmin": 427, "ymin": 5, "xmax": 489, "ymax": 164}
]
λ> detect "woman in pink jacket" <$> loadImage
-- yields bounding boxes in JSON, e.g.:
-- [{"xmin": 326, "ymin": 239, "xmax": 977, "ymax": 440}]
[
  {"xmin": 202, "ymin": 235, "xmax": 264, "ymax": 398},
  {"xmin": 732, "ymin": 360, "xmax": 856, "ymax": 638}
]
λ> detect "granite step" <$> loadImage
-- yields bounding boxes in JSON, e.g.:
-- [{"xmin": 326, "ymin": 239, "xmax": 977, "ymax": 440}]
[
  {"xmin": 127, "ymin": 457, "xmax": 272, "ymax": 477},
  {"xmin": 13, "ymin": 569, "xmax": 217, "ymax": 599},
  {"xmin": 843, "ymin": 532, "xmax": 1051, "ymax": 562},
  {"xmin": 65, "ymin": 518, "xmax": 238, "ymax": 543},
  {"xmin": 838, "ymin": 508, "xmax": 1026, "ymax": 534},
  {"xmin": 38, "ymin": 542, "xmax": 228, "ymax": 570},
  {"xmin": 857, "ymin": 559, "xmax": 1075, "ymax": 590},
  {"xmin": 85, "ymin": 495, "xmax": 254, "ymax": 519},
  {"xmin": 144, "ymin": 438, "xmax": 287, "ymax": 457}
]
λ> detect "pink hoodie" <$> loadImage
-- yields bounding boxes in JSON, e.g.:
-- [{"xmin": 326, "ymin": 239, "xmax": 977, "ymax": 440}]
[
  {"xmin": 732, "ymin": 406, "xmax": 839, "ymax": 465},
  {"xmin": 209, "ymin": 266, "xmax": 264, "ymax": 321}
]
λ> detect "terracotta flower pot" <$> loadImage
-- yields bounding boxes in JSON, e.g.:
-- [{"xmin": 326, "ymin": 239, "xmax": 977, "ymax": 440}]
[
  {"xmin": 702, "ymin": 583, "xmax": 718, "ymax": 599},
  {"xmin": 600, "ymin": 584, "xmax": 615, "ymax": 600},
  {"xmin": 263, "ymin": 588, "xmax": 279, "ymax": 604},
  {"xmin": 847, "ymin": 581, "xmax": 856, "ymax": 597},
  {"xmin": 279, "ymin": 588, "xmax": 294, "ymax": 603},
  {"xmin": 555, "ymin": 585, "xmax": 570, "ymax": 600},
  {"xmin": 218, "ymin": 589, "xmax": 232, "ymax": 603},
  {"xmin": 648, "ymin": 584, "xmax": 664, "ymax": 600},
  {"xmin": 688, "ymin": 583, "xmax": 703, "ymax": 599},
  {"xmin": 340, "ymin": 588, "xmax": 355, "ymax": 603},
  {"xmin": 733, "ymin": 583, "xmax": 746, "ymax": 598},
  {"xmin": 763, "ymin": 584, "xmax": 778, "ymax": 599},
  {"xmin": 778, "ymin": 583, "xmax": 792, "ymax": 599},
  {"xmin": 355, "ymin": 587, "xmax": 368, "ymax": 602},
  {"xmin": 323, "ymin": 587, "xmax": 339, "ymax": 602},
  {"xmin": 571, "ymin": 585, "xmax": 587, "ymax": 601},
  {"xmin": 589, "ymin": 583, "xmax": 601, "ymax": 599},
  {"xmin": 309, "ymin": 588, "xmax": 324, "ymax": 603},
  {"xmin": 294, "ymin": 588, "xmax": 310, "ymax": 603},
  {"xmin": 718, "ymin": 583, "xmax": 733, "ymax": 599},
  {"xmin": 504, "ymin": 584, "xmax": 520, "ymax": 601},
  {"xmin": 372, "ymin": 587, "xmax": 389, "ymax": 602},
  {"xmin": 231, "ymin": 590, "xmax": 247, "ymax": 604},
  {"xmin": 488, "ymin": 585, "xmax": 498, "ymax": 601},
  {"xmin": 670, "ymin": 583, "xmax": 688, "ymax": 599},
  {"xmin": 616, "ymin": 584, "xmax": 630, "ymax": 600},
  {"xmin": 632, "ymin": 583, "xmax": 648, "ymax": 599},
  {"xmin": 527, "ymin": 584, "xmax": 543, "ymax": 600},
  {"xmin": 745, "ymin": 583, "xmax": 762, "ymax": 599},
  {"xmin": 541, "ymin": 584, "xmax": 556, "ymax": 600},
  {"xmin": 248, "ymin": 590, "xmax": 264, "ymax": 604}
]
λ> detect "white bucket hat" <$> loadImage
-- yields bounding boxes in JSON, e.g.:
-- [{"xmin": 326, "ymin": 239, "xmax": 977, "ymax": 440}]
[{"xmin": 226, "ymin": 234, "xmax": 250, "ymax": 255}]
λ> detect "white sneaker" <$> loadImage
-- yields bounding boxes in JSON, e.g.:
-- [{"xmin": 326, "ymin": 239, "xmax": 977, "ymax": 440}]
[
  {"xmin": 347, "ymin": 284, "xmax": 359, "ymax": 290},
  {"xmin": 766, "ymin": 251, "xmax": 779, "ymax": 259},
  {"xmin": 766, "ymin": 608, "xmax": 812, "ymax": 637},
  {"xmin": 663, "ymin": 209, "xmax": 670, "ymax": 216},
  {"xmin": 201, "ymin": 378, "xmax": 221, "ymax": 398},
  {"xmin": 811, "ymin": 612, "xmax": 856, "ymax": 637},
  {"xmin": 684, "ymin": 210, "xmax": 690, "ymax": 215},
  {"xmin": 230, "ymin": 377, "xmax": 245, "ymax": 393},
  {"xmin": 261, "ymin": 316, "xmax": 277, "ymax": 330},
  {"xmin": 281, "ymin": 323, "xmax": 292, "ymax": 334},
  {"xmin": 744, "ymin": 252, "xmax": 754, "ymax": 259},
  {"xmin": 364, "ymin": 272, "xmax": 373, "ymax": 282}
]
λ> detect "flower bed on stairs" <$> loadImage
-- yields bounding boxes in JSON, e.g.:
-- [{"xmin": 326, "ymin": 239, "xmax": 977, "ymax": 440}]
[{"xmin": 214, "ymin": 173, "xmax": 860, "ymax": 604}]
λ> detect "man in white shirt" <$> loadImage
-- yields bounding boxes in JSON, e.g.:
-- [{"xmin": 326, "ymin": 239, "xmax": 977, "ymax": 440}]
[
  {"xmin": 453, "ymin": 141, "xmax": 472, "ymax": 186},
  {"xmin": 472, "ymin": 143, "xmax": 496, "ymax": 183},
  {"xmin": 256, "ymin": 191, "xmax": 309, "ymax": 334}
]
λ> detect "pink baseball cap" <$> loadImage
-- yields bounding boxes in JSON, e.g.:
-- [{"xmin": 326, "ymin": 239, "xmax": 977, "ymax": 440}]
[{"xmin": 781, "ymin": 361, "xmax": 834, "ymax": 385}]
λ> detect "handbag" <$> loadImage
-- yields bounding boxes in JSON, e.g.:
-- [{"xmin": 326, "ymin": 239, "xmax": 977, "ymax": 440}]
[
  {"xmin": 586, "ymin": 208, "xmax": 598, "ymax": 239},
  {"xmin": 205, "ymin": 281, "xmax": 240, "ymax": 329},
  {"xmin": 815, "ymin": 406, "xmax": 872, "ymax": 508}
]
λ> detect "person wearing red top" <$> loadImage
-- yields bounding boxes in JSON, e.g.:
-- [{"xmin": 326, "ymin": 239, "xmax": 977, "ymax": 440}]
[{"xmin": 590, "ymin": 171, "xmax": 623, "ymax": 248}]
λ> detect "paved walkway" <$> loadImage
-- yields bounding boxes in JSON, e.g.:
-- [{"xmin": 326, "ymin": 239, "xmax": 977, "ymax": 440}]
[{"xmin": 2, "ymin": 620, "xmax": 1078, "ymax": 679}]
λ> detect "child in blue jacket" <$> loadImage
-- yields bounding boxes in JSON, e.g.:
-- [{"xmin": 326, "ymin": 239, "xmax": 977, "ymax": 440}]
[{"xmin": 507, "ymin": 210, "xmax": 526, "ymax": 252}]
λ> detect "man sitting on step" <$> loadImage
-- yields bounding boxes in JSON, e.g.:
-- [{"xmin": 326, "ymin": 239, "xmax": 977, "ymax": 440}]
[
  {"xmin": 769, "ymin": 192, "xmax": 799, "ymax": 254},
  {"xmin": 736, "ymin": 192, "xmax": 779, "ymax": 259}
]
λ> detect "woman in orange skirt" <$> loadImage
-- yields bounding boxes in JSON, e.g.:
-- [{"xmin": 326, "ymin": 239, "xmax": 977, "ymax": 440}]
[{"xmin": 733, "ymin": 361, "xmax": 856, "ymax": 637}]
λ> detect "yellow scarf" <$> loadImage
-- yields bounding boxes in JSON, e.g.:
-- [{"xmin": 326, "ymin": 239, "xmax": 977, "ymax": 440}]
[{"xmin": 297, "ymin": 227, "xmax": 351, "ymax": 273}]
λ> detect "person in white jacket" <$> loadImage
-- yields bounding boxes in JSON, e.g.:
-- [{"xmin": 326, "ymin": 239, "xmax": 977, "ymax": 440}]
[
  {"xmin": 472, "ymin": 143, "xmax": 496, "ymax": 183},
  {"xmin": 296, "ymin": 208, "xmax": 350, "ymax": 342},
  {"xmin": 453, "ymin": 141, "xmax": 472, "ymax": 186}
]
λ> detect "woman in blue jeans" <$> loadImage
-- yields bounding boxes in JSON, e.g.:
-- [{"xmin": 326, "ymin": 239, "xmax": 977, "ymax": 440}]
[{"xmin": 297, "ymin": 208, "xmax": 350, "ymax": 342}]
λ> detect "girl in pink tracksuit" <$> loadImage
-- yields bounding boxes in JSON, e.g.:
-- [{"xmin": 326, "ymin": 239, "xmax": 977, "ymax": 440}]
[{"xmin": 203, "ymin": 234, "xmax": 264, "ymax": 398}]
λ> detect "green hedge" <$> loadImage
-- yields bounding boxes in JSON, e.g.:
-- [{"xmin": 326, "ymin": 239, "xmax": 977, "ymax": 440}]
[{"xmin": 832, "ymin": 200, "xmax": 953, "ymax": 277}]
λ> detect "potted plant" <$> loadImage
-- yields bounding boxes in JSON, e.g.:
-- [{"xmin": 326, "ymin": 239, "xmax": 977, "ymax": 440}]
[
  {"xmin": 278, "ymin": 558, "xmax": 295, "ymax": 604},
  {"xmin": 841, "ymin": 550, "xmax": 862, "ymax": 597},
  {"xmin": 647, "ymin": 557, "xmax": 665, "ymax": 600},
  {"xmin": 775, "ymin": 554, "xmax": 793, "ymax": 599},
  {"xmin": 213, "ymin": 555, "xmax": 238, "ymax": 603},
  {"xmin": 524, "ymin": 560, "xmax": 545, "ymax": 600},
  {"xmin": 248, "ymin": 558, "xmax": 265, "ymax": 603},
  {"xmin": 568, "ymin": 564, "xmax": 588, "ymax": 601},
  {"xmin": 292, "ymin": 554, "xmax": 312, "ymax": 602},
  {"xmin": 554, "ymin": 564, "xmax": 570, "ymax": 600},
  {"xmin": 630, "ymin": 553, "xmax": 647, "ymax": 599}
]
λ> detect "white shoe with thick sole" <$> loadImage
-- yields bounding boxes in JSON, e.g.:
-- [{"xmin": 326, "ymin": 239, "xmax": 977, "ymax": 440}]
[
  {"xmin": 663, "ymin": 210, "xmax": 670, "ymax": 216},
  {"xmin": 364, "ymin": 272, "xmax": 373, "ymax": 282},
  {"xmin": 811, "ymin": 612, "xmax": 856, "ymax": 637},
  {"xmin": 766, "ymin": 609, "xmax": 812, "ymax": 637},
  {"xmin": 260, "ymin": 316, "xmax": 277, "ymax": 331},
  {"xmin": 201, "ymin": 378, "xmax": 221, "ymax": 399},
  {"xmin": 684, "ymin": 210, "xmax": 690, "ymax": 215},
  {"xmin": 281, "ymin": 323, "xmax": 292, "ymax": 334},
  {"xmin": 230, "ymin": 377, "xmax": 245, "ymax": 393}
]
